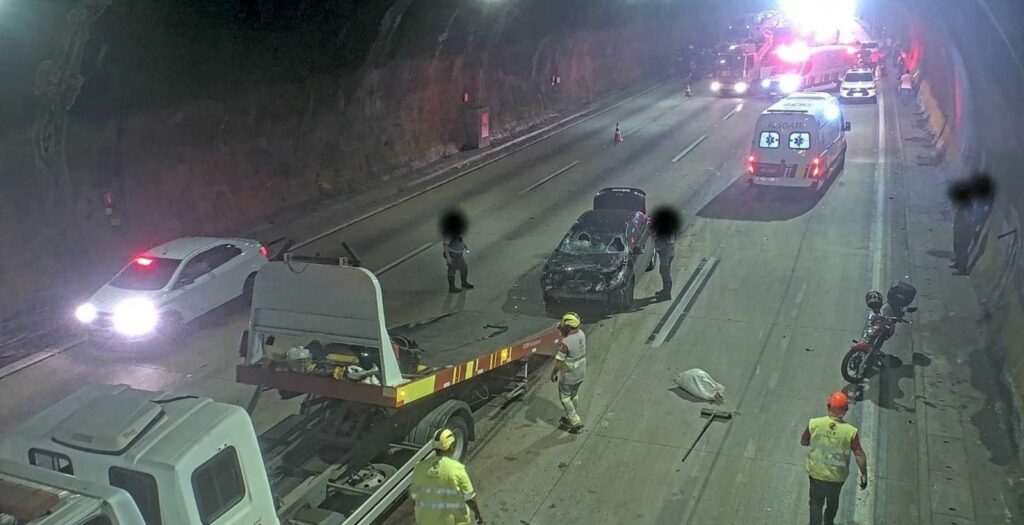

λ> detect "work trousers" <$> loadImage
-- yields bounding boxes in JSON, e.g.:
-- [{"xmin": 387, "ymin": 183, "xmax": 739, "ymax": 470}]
[
  {"xmin": 658, "ymin": 251, "xmax": 674, "ymax": 293},
  {"xmin": 447, "ymin": 254, "xmax": 469, "ymax": 286},
  {"xmin": 953, "ymin": 215, "xmax": 973, "ymax": 273},
  {"xmin": 808, "ymin": 477, "xmax": 844, "ymax": 525},
  {"xmin": 558, "ymin": 381, "xmax": 583, "ymax": 426}
]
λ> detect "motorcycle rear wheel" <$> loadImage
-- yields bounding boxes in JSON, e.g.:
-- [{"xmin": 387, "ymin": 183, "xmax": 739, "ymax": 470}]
[{"xmin": 841, "ymin": 350, "xmax": 867, "ymax": 383}]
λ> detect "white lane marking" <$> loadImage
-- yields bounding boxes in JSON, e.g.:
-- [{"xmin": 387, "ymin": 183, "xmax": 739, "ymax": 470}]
[
  {"xmin": 375, "ymin": 242, "xmax": 438, "ymax": 275},
  {"xmin": 722, "ymin": 103, "xmax": 744, "ymax": 120},
  {"xmin": 976, "ymin": 0, "xmax": 1024, "ymax": 80},
  {"xmin": 518, "ymin": 161, "xmax": 581, "ymax": 195},
  {"xmin": 0, "ymin": 339, "xmax": 84, "ymax": 381},
  {"xmin": 671, "ymin": 134, "xmax": 708, "ymax": 163},
  {"xmin": 853, "ymin": 74, "xmax": 888, "ymax": 525},
  {"xmin": 651, "ymin": 257, "xmax": 719, "ymax": 348},
  {"xmin": 292, "ymin": 80, "xmax": 672, "ymax": 250}
]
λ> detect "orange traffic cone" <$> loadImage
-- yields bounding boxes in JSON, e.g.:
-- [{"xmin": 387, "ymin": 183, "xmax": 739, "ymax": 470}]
[
  {"xmin": 685, "ymin": 84, "xmax": 693, "ymax": 97},
  {"xmin": 614, "ymin": 123, "xmax": 624, "ymax": 144}
]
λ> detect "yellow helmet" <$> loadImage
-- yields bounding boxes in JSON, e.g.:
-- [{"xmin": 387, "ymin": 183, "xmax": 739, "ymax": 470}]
[
  {"xmin": 433, "ymin": 428, "xmax": 456, "ymax": 452},
  {"xmin": 561, "ymin": 312, "xmax": 582, "ymax": 329}
]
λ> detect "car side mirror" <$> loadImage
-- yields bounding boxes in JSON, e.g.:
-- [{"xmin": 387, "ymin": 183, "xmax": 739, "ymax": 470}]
[
  {"xmin": 843, "ymin": 122, "xmax": 852, "ymax": 132},
  {"xmin": 905, "ymin": 306, "xmax": 918, "ymax": 313},
  {"xmin": 176, "ymin": 278, "xmax": 195, "ymax": 289}
]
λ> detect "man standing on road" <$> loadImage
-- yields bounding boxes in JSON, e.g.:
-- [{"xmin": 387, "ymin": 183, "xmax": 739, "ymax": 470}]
[
  {"xmin": 443, "ymin": 234, "xmax": 474, "ymax": 293},
  {"xmin": 801, "ymin": 391, "xmax": 868, "ymax": 525},
  {"xmin": 899, "ymin": 69, "xmax": 913, "ymax": 103},
  {"xmin": 655, "ymin": 230, "xmax": 676, "ymax": 301},
  {"xmin": 409, "ymin": 428, "xmax": 485, "ymax": 525},
  {"xmin": 551, "ymin": 312, "xmax": 586, "ymax": 432}
]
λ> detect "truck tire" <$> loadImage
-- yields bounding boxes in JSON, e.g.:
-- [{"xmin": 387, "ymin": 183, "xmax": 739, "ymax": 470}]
[{"xmin": 408, "ymin": 399, "xmax": 475, "ymax": 461}]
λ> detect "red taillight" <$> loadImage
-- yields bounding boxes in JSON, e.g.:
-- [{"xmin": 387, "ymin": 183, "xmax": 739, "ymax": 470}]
[
  {"xmin": 748, "ymin": 155, "xmax": 755, "ymax": 163},
  {"xmin": 135, "ymin": 257, "xmax": 154, "ymax": 266},
  {"xmin": 259, "ymin": 246, "xmax": 269, "ymax": 259},
  {"xmin": 812, "ymin": 157, "xmax": 821, "ymax": 177},
  {"xmin": 747, "ymin": 155, "xmax": 755, "ymax": 173}
]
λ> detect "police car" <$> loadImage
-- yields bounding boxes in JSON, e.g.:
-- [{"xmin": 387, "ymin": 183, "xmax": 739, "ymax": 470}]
[
  {"xmin": 74, "ymin": 237, "xmax": 269, "ymax": 338},
  {"xmin": 839, "ymin": 68, "xmax": 877, "ymax": 103}
]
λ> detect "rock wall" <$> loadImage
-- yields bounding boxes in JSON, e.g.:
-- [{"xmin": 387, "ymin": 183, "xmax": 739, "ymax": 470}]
[
  {"xmin": 0, "ymin": 0, "xmax": 715, "ymax": 323},
  {"xmin": 888, "ymin": 0, "xmax": 1024, "ymax": 457}
]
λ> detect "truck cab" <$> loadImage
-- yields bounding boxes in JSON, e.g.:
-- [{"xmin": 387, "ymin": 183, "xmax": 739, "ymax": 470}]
[{"xmin": 0, "ymin": 384, "xmax": 278, "ymax": 525}]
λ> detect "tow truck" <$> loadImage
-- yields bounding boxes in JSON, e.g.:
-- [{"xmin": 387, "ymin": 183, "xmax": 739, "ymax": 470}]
[
  {"xmin": 0, "ymin": 258, "xmax": 561, "ymax": 525},
  {"xmin": 710, "ymin": 41, "xmax": 773, "ymax": 97}
]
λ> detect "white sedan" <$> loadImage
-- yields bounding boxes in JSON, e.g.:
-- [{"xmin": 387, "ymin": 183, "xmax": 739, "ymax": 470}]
[
  {"xmin": 75, "ymin": 237, "xmax": 268, "ymax": 338},
  {"xmin": 839, "ymin": 68, "xmax": 877, "ymax": 103}
]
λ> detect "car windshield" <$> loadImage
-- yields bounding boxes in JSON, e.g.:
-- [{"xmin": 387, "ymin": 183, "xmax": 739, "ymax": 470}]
[
  {"xmin": 108, "ymin": 257, "xmax": 181, "ymax": 291},
  {"xmin": 845, "ymin": 72, "xmax": 874, "ymax": 82},
  {"xmin": 558, "ymin": 228, "xmax": 626, "ymax": 255}
]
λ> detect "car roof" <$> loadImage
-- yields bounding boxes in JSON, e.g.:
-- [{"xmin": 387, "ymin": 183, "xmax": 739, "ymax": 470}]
[
  {"xmin": 141, "ymin": 236, "xmax": 255, "ymax": 259},
  {"xmin": 845, "ymin": 68, "xmax": 873, "ymax": 74}
]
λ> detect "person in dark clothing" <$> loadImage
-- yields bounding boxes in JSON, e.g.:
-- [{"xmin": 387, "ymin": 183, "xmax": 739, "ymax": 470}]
[
  {"xmin": 952, "ymin": 204, "xmax": 973, "ymax": 274},
  {"xmin": 655, "ymin": 232, "xmax": 676, "ymax": 300},
  {"xmin": 443, "ymin": 235, "xmax": 474, "ymax": 293}
]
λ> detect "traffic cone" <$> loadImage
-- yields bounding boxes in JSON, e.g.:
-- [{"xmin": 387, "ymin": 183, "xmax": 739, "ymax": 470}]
[
  {"xmin": 685, "ymin": 84, "xmax": 693, "ymax": 97},
  {"xmin": 614, "ymin": 123, "xmax": 624, "ymax": 144}
]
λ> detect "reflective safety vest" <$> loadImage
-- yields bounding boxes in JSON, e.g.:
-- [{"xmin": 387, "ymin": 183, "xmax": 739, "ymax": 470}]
[
  {"xmin": 806, "ymin": 416, "xmax": 858, "ymax": 483},
  {"xmin": 409, "ymin": 455, "xmax": 476, "ymax": 525}
]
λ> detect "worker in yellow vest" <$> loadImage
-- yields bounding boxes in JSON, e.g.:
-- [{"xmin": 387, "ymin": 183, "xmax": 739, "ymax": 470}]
[
  {"xmin": 800, "ymin": 391, "xmax": 868, "ymax": 525},
  {"xmin": 409, "ymin": 428, "xmax": 485, "ymax": 525}
]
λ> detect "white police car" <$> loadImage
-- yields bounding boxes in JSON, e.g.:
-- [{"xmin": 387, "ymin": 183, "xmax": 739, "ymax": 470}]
[
  {"xmin": 839, "ymin": 68, "xmax": 877, "ymax": 103},
  {"xmin": 74, "ymin": 237, "xmax": 268, "ymax": 338}
]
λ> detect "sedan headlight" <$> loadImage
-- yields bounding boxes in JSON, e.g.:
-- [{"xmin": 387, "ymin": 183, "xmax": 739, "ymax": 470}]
[
  {"xmin": 112, "ymin": 298, "xmax": 159, "ymax": 337},
  {"xmin": 75, "ymin": 303, "xmax": 98, "ymax": 324},
  {"xmin": 710, "ymin": 81, "xmax": 721, "ymax": 92},
  {"xmin": 734, "ymin": 81, "xmax": 748, "ymax": 94}
]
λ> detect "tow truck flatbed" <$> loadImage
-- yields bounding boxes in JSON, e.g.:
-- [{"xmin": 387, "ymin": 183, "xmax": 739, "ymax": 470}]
[{"xmin": 236, "ymin": 261, "xmax": 560, "ymax": 408}]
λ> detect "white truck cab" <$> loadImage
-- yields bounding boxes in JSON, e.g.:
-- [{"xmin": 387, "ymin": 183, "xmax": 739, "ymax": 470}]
[
  {"xmin": 746, "ymin": 92, "xmax": 851, "ymax": 191},
  {"xmin": 0, "ymin": 384, "xmax": 279, "ymax": 525}
]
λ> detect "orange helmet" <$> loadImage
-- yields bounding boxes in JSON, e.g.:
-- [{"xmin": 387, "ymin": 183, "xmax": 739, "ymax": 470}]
[{"xmin": 828, "ymin": 391, "xmax": 849, "ymax": 411}]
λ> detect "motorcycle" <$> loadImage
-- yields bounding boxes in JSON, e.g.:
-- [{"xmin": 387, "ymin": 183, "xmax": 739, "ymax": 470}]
[{"xmin": 841, "ymin": 282, "xmax": 917, "ymax": 383}]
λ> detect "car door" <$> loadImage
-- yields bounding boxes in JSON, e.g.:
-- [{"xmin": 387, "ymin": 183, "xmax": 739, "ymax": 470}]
[
  {"xmin": 201, "ymin": 244, "xmax": 246, "ymax": 309},
  {"xmin": 167, "ymin": 248, "xmax": 221, "ymax": 321}
]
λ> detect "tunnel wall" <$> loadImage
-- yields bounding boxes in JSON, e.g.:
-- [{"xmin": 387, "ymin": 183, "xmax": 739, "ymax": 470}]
[
  {"xmin": 0, "ymin": 0, "xmax": 711, "ymax": 325},
  {"xmin": 889, "ymin": 0, "xmax": 1024, "ymax": 458}
]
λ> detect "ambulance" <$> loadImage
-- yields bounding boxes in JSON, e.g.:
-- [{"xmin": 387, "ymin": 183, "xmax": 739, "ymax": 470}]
[{"xmin": 746, "ymin": 92, "xmax": 851, "ymax": 191}]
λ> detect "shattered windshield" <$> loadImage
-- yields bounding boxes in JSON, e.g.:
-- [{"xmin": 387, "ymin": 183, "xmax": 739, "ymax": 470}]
[{"xmin": 557, "ymin": 228, "xmax": 626, "ymax": 255}]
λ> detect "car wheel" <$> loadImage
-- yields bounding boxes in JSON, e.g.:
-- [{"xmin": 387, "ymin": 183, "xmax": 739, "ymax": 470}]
[{"xmin": 242, "ymin": 273, "xmax": 256, "ymax": 301}]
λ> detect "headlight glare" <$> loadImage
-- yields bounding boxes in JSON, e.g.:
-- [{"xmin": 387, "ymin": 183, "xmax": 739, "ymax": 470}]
[
  {"xmin": 75, "ymin": 303, "xmax": 98, "ymax": 324},
  {"xmin": 112, "ymin": 298, "xmax": 159, "ymax": 337}
]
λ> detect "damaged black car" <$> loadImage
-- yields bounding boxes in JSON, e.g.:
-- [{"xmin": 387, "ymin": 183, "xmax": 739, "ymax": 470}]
[{"xmin": 541, "ymin": 188, "xmax": 657, "ymax": 311}]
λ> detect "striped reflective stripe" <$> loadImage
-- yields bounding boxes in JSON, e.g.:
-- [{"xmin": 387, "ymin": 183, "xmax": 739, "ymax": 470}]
[
  {"xmin": 414, "ymin": 501, "xmax": 468, "ymax": 510},
  {"xmin": 563, "ymin": 356, "xmax": 586, "ymax": 369},
  {"xmin": 416, "ymin": 487, "xmax": 463, "ymax": 495}
]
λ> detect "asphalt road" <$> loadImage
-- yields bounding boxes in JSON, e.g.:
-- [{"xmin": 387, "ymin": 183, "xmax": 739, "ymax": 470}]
[{"xmin": 0, "ymin": 73, "xmax": 1017, "ymax": 523}]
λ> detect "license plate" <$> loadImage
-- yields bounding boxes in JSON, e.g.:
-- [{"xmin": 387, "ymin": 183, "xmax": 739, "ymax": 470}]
[{"xmin": 756, "ymin": 176, "xmax": 777, "ymax": 183}]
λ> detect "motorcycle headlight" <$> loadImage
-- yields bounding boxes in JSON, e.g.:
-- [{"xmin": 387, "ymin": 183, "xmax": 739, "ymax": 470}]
[
  {"xmin": 75, "ymin": 303, "xmax": 98, "ymax": 324},
  {"xmin": 112, "ymin": 298, "xmax": 159, "ymax": 337}
]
